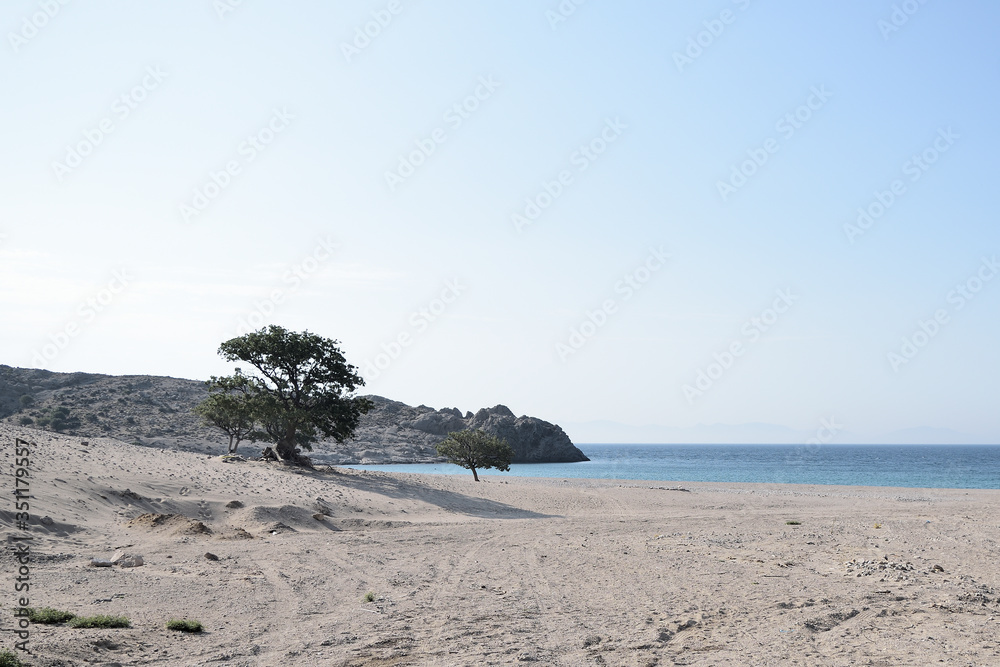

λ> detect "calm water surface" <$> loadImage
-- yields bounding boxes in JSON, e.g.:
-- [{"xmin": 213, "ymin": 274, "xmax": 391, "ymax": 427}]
[{"xmin": 346, "ymin": 444, "xmax": 1000, "ymax": 489}]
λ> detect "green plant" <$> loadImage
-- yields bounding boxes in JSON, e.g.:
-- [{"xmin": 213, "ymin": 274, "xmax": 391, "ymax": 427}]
[
  {"xmin": 436, "ymin": 429, "xmax": 514, "ymax": 482},
  {"xmin": 196, "ymin": 325, "xmax": 372, "ymax": 461},
  {"xmin": 27, "ymin": 607, "xmax": 75, "ymax": 624},
  {"xmin": 363, "ymin": 591, "xmax": 376, "ymax": 603},
  {"xmin": 67, "ymin": 614, "xmax": 130, "ymax": 629},
  {"xmin": 0, "ymin": 648, "xmax": 24, "ymax": 667},
  {"xmin": 166, "ymin": 618, "xmax": 203, "ymax": 632},
  {"xmin": 34, "ymin": 405, "xmax": 80, "ymax": 432},
  {"xmin": 17, "ymin": 416, "xmax": 32, "ymax": 426},
  {"xmin": 785, "ymin": 520, "xmax": 801, "ymax": 526}
]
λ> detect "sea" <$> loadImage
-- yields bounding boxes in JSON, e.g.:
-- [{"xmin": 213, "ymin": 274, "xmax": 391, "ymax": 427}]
[{"xmin": 346, "ymin": 444, "xmax": 1000, "ymax": 490}]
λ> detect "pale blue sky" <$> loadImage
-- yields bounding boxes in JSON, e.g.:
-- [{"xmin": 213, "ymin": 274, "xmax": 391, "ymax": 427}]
[{"xmin": 2, "ymin": 1, "xmax": 997, "ymax": 442}]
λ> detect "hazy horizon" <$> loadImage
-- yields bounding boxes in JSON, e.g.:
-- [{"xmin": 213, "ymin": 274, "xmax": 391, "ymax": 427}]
[{"xmin": 3, "ymin": 2, "xmax": 998, "ymax": 444}]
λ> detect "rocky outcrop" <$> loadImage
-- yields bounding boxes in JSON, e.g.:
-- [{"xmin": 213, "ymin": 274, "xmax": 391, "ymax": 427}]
[
  {"xmin": 0, "ymin": 365, "xmax": 587, "ymax": 465},
  {"xmin": 467, "ymin": 405, "xmax": 588, "ymax": 463},
  {"xmin": 329, "ymin": 396, "xmax": 588, "ymax": 464}
]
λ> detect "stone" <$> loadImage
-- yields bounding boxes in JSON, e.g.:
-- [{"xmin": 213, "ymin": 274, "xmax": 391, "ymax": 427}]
[
  {"xmin": 91, "ymin": 558, "xmax": 113, "ymax": 567},
  {"xmin": 204, "ymin": 552, "xmax": 219, "ymax": 561},
  {"xmin": 110, "ymin": 551, "xmax": 143, "ymax": 567}
]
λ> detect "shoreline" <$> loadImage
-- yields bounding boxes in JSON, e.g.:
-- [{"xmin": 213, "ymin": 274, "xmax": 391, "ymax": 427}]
[
  {"xmin": 343, "ymin": 463, "xmax": 1000, "ymax": 493},
  {"xmin": 5, "ymin": 425, "xmax": 1000, "ymax": 665},
  {"xmin": 355, "ymin": 467, "xmax": 1000, "ymax": 498}
]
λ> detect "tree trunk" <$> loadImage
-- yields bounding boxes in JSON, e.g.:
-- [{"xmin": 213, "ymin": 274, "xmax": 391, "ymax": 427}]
[
  {"xmin": 276, "ymin": 423, "xmax": 298, "ymax": 461},
  {"xmin": 471, "ymin": 467, "xmax": 479, "ymax": 482}
]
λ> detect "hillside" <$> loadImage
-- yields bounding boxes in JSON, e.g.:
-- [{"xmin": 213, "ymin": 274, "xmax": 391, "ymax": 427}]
[{"xmin": 0, "ymin": 365, "xmax": 587, "ymax": 464}]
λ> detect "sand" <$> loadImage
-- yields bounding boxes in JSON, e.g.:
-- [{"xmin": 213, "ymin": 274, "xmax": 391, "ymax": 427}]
[{"xmin": 2, "ymin": 424, "xmax": 999, "ymax": 666}]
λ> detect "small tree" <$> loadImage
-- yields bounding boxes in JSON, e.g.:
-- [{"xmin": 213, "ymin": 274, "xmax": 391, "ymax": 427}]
[
  {"xmin": 193, "ymin": 375, "xmax": 258, "ymax": 454},
  {"xmin": 195, "ymin": 326, "xmax": 371, "ymax": 462},
  {"xmin": 436, "ymin": 429, "xmax": 514, "ymax": 482}
]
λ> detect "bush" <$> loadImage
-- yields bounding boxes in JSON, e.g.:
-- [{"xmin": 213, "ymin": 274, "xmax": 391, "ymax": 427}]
[
  {"xmin": 68, "ymin": 614, "xmax": 130, "ymax": 629},
  {"xmin": 35, "ymin": 406, "xmax": 80, "ymax": 432},
  {"xmin": 363, "ymin": 591, "xmax": 376, "ymax": 603},
  {"xmin": 27, "ymin": 607, "xmax": 75, "ymax": 624},
  {"xmin": 785, "ymin": 520, "xmax": 801, "ymax": 526},
  {"xmin": 166, "ymin": 618, "xmax": 203, "ymax": 632},
  {"xmin": 17, "ymin": 417, "xmax": 32, "ymax": 426},
  {"xmin": 0, "ymin": 649, "xmax": 24, "ymax": 667}
]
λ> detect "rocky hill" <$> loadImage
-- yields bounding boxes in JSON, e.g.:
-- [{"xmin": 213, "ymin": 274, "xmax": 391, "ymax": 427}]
[{"xmin": 0, "ymin": 365, "xmax": 587, "ymax": 465}]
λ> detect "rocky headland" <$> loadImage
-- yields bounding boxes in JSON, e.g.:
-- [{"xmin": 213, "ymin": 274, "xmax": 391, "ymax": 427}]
[{"xmin": 0, "ymin": 365, "xmax": 587, "ymax": 464}]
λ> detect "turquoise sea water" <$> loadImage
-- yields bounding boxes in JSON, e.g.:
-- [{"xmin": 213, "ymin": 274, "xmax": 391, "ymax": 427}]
[{"xmin": 346, "ymin": 444, "xmax": 1000, "ymax": 490}]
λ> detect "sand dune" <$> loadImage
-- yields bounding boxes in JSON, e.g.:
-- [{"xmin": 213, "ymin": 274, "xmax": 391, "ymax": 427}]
[{"xmin": 2, "ymin": 424, "xmax": 999, "ymax": 665}]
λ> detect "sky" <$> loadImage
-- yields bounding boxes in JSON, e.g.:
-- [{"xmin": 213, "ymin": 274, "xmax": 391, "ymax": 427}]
[{"xmin": 2, "ymin": 1, "xmax": 998, "ymax": 444}]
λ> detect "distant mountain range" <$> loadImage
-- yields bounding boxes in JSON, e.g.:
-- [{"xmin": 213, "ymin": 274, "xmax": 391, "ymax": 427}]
[{"xmin": 562, "ymin": 420, "xmax": 995, "ymax": 445}]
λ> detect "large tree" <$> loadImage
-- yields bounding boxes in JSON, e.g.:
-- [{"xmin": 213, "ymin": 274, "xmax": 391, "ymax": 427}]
[
  {"xmin": 197, "ymin": 326, "xmax": 371, "ymax": 462},
  {"xmin": 436, "ymin": 429, "xmax": 514, "ymax": 482}
]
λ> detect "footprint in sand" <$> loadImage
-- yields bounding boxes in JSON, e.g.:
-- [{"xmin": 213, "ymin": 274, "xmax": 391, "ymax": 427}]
[{"xmin": 179, "ymin": 486, "xmax": 190, "ymax": 496}]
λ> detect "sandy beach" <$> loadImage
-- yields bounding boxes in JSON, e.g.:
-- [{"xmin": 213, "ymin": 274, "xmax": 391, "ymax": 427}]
[{"xmin": 2, "ymin": 424, "xmax": 999, "ymax": 666}]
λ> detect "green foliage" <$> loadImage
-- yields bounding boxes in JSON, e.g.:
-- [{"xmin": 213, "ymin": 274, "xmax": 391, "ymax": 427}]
[
  {"xmin": 34, "ymin": 405, "xmax": 80, "ymax": 432},
  {"xmin": 67, "ymin": 614, "xmax": 130, "ymax": 629},
  {"xmin": 194, "ymin": 374, "xmax": 259, "ymax": 454},
  {"xmin": 18, "ymin": 395, "xmax": 34, "ymax": 410},
  {"xmin": 436, "ymin": 429, "xmax": 514, "ymax": 482},
  {"xmin": 197, "ymin": 326, "xmax": 372, "ymax": 461},
  {"xmin": 363, "ymin": 591, "xmax": 376, "ymax": 603},
  {"xmin": 166, "ymin": 618, "xmax": 204, "ymax": 632},
  {"xmin": 27, "ymin": 607, "xmax": 75, "ymax": 624},
  {"xmin": 0, "ymin": 649, "xmax": 24, "ymax": 667},
  {"xmin": 17, "ymin": 416, "xmax": 32, "ymax": 426},
  {"xmin": 785, "ymin": 520, "xmax": 802, "ymax": 525}
]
